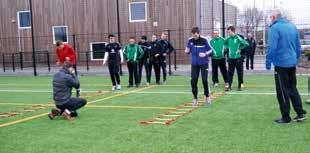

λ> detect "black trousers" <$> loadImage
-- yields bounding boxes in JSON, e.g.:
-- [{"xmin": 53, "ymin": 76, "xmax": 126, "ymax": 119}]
[
  {"xmin": 191, "ymin": 64, "xmax": 210, "ymax": 99},
  {"xmin": 160, "ymin": 60, "xmax": 167, "ymax": 82},
  {"xmin": 211, "ymin": 58, "xmax": 228, "ymax": 84},
  {"xmin": 274, "ymin": 66, "xmax": 306, "ymax": 120},
  {"xmin": 228, "ymin": 58, "xmax": 244, "ymax": 88},
  {"xmin": 138, "ymin": 59, "xmax": 151, "ymax": 84},
  {"xmin": 246, "ymin": 53, "xmax": 254, "ymax": 70},
  {"xmin": 127, "ymin": 61, "xmax": 139, "ymax": 85},
  {"xmin": 108, "ymin": 62, "xmax": 120, "ymax": 86},
  {"xmin": 149, "ymin": 60, "xmax": 161, "ymax": 84},
  {"xmin": 56, "ymin": 98, "xmax": 87, "ymax": 117}
]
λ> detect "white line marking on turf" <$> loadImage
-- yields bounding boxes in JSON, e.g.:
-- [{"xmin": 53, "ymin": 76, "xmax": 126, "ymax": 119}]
[{"xmin": 0, "ymin": 89, "xmax": 308, "ymax": 96}]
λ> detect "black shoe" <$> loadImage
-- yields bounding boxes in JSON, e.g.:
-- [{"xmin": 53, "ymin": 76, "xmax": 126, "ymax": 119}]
[
  {"xmin": 71, "ymin": 111, "xmax": 78, "ymax": 118},
  {"xmin": 127, "ymin": 85, "xmax": 134, "ymax": 88},
  {"xmin": 237, "ymin": 87, "xmax": 242, "ymax": 91},
  {"xmin": 225, "ymin": 87, "xmax": 232, "ymax": 92},
  {"xmin": 293, "ymin": 114, "xmax": 307, "ymax": 122},
  {"xmin": 274, "ymin": 118, "xmax": 291, "ymax": 124},
  {"xmin": 135, "ymin": 84, "xmax": 140, "ymax": 88}
]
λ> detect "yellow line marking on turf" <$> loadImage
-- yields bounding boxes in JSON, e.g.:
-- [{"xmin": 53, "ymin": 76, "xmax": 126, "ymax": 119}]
[
  {"xmin": 86, "ymin": 105, "xmax": 175, "ymax": 110},
  {"xmin": 0, "ymin": 102, "xmax": 174, "ymax": 110},
  {"xmin": 0, "ymin": 113, "xmax": 48, "ymax": 128},
  {"xmin": 0, "ymin": 102, "xmax": 53, "ymax": 106},
  {"xmin": 88, "ymin": 85, "xmax": 155, "ymax": 104},
  {"xmin": 0, "ymin": 86, "xmax": 156, "ymax": 128}
]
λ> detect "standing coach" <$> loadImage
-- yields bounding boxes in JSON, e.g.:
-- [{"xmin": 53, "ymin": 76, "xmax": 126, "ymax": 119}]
[{"xmin": 266, "ymin": 8, "xmax": 307, "ymax": 124}]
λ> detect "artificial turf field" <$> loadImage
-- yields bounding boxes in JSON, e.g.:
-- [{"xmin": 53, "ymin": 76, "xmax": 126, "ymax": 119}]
[{"xmin": 0, "ymin": 75, "xmax": 309, "ymax": 153}]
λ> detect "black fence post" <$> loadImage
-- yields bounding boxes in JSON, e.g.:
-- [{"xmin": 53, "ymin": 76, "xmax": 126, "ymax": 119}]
[
  {"xmin": 46, "ymin": 51, "xmax": 51, "ymax": 72},
  {"xmin": 19, "ymin": 52, "xmax": 23, "ymax": 70},
  {"xmin": 72, "ymin": 34, "xmax": 78, "ymax": 73},
  {"xmin": 167, "ymin": 29, "xmax": 172, "ymax": 75},
  {"xmin": 174, "ymin": 48, "xmax": 177, "ymax": 71},
  {"xmin": 2, "ymin": 54, "xmax": 5, "ymax": 72},
  {"xmin": 308, "ymin": 57, "xmax": 310, "ymax": 102},
  {"xmin": 86, "ymin": 52, "xmax": 89, "ymax": 71},
  {"xmin": 12, "ymin": 54, "xmax": 15, "ymax": 72},
  {"xmin": 72, "ymin": 34, "xmax": 76, "ymax": 51},
  {"xmin": 221, "ymin": 0, "xmax": 226, "ymax": 37}
]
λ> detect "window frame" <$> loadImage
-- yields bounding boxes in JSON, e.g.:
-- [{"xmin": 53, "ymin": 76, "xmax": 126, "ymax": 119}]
[
  {"xmin": 52, "ymin": 25, "xmax": 69, "ymax": 44},
  {"xmin": 128, "ymin": 1, "xmax": 147, "ymax": 23},
  {"xmin": 89, "ymin": 42, "xmax": 107, "ymax": 61},
  {"xmin": 17, "ymin": 10, "xmax": 31, "ymax": 29}
]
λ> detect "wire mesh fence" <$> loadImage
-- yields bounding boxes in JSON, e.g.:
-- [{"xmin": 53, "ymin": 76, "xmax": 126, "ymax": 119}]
[{"xmin": 0, "ymin": 25, "xmax": 310, "ymax": 74}]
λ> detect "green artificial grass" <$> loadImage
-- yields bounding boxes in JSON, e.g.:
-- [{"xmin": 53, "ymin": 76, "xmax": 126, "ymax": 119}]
[{"xmin": 0, "ymin": 75, "xmax": 309, "ymax": 153}]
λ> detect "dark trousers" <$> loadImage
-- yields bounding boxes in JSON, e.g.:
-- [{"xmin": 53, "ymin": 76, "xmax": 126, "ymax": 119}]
[
  {"xmin": 138, "ymin": 59, "xmax": 151, "ymax": 84},
  {"xmin": 246, "ymin": 53, "xmax": 254, "ymax": 70},
  {"xmin": 108, "ymin": 63, "xmax": 120, "ymax": 86},
  {"xmin": 211, "ymin": 58, "xmax": 228, "ymax": 84},
  {"xmin": 191, "ymin": 64, "xmax": 210, "ymax": 99},
  {"xmin": 56, "ymin": 98, "xmax": 87, "ymax": 117},
  {"xmin": 228, "ymin": 58, "xmax": 244, "ymax": 88},
  {"xmin": 150, "ymin": 61, "xmax": 161, "ymax": 84},
  {"xmin": 127, "ymin": 61, "xmax": 139, "ymax": 85},
  {"xmin": 274, "ymin": 66, "xmax": 306, "ymax": 120},
  {"xmin": 160, "ymin": 60, "xmax": 167, "ymax": 82}
]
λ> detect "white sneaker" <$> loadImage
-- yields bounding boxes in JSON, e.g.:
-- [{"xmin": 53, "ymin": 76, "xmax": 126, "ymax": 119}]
[
  {"xmin": 225, "ymin": 83, "xmax": 229, "ymax": 89},
  {"xmin": 146, "ymin": 82, "xmax": 150, "ymax": 86},
  {"xmin": 214, "ymin": 83, "xmax": 218, "ymax": 88},
  {"xmin": 205, "ymin": 97, "xmax": 211, "ymax": 107},
  {"xmin": 116, "ymin": 85, "xmax": 121, "ymax": 90},
  {"xmin": 241, "ymin": 83, "xmax": 244, "ymax": 89},
  {"xmin": 111, "ymin": 86, "xmax": 116, "ymax": 91},
  {"xmin": 192, "ymin": 99, "xmax": 198, "ymax": 107}
]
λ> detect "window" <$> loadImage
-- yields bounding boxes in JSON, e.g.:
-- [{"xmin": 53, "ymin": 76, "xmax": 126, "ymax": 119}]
[
  {"xmin": 90, "ymin": 42, "xmax": 106, "ymax": 60},
  {"xmin": 17, "ymin": 11, "xmax": 31, "ymax": 29},
  {"xmin": 129, "ymin": 2, "xmax": 147, "ymax": 22},
  {"xmin": 52, "ymin": 26, "xmax": 68, "ymax": 44}
]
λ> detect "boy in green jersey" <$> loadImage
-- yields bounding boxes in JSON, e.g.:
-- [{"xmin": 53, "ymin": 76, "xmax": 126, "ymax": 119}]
[
  {"xmin": 225, "ymin": 26, "xmax": 249, "ymax": 91},
  {"xmin": 123, "ymin": 37, "xmax": 144, "ymax": 88},
  {"xmin": 210, "ymin": 31, "xmax": 228, "ymax": 89}
]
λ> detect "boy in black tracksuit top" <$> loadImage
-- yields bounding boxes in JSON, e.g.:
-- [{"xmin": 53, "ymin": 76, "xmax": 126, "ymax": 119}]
[
  {"xmin": 103, "ymin": 34, "xmax": 123, "ymax": 91},
  {"xmin": 149, "ymin": 34, "xmax": 164, "ymax": 85},
  {"xmin": 158, "ymin": 32, "xmax": 175, "ymax": 83},
  {"xmin": 138, "ymin": 36, "xmax": 151, "ymax": 86},
  {"xmin": 245, "ymin": 34, "xmax": 256, "ymax": 70}
]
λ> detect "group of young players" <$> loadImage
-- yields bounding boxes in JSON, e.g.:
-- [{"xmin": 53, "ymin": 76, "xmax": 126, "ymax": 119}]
[
  {"xmin": 53, "ymin": 25, "xmax": 252, "ymax": 110},
  {"xmin": 102, "ymin": 32, "xmax": 175, "ymax": 91},
  {"xmin": 186, "ymin": 26, "xmax": 250, "ymax": 106},
  {"xmin": 50, "ymin": 8, "xmax": 308, "ymax": 123}
]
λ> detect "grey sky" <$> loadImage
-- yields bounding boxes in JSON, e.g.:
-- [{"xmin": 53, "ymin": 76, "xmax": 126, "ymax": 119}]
[{"xmin": 226, "ymin": 0, "xmax": 310, "ymax": 27}]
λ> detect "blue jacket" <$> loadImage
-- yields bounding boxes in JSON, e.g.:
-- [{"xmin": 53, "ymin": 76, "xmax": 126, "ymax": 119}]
[
  {"xmin": 266, "ymin": 18, "xmax": 301, "ymax": 69},
  {"xmin": 187, "ymin": 36, "xmax": 212, "ymax": 65}
]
